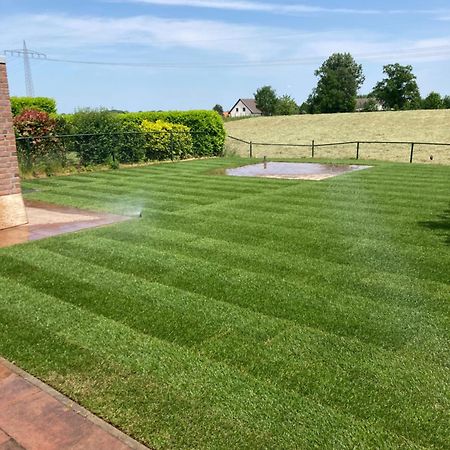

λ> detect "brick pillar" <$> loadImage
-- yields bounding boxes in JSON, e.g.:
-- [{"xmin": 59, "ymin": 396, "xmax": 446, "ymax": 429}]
[{"xmin": 0, "ymin": 56, "xmax": 27, "ymax": 230}]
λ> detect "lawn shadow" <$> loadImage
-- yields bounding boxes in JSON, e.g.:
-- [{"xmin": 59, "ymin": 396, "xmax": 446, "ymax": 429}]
[{"xmin": 419, "ymin": 207, "xmax": 450, "ymax": 245}]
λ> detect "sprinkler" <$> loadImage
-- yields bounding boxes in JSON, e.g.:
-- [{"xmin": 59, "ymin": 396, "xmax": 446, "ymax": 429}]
[{"xmin": 139, "ymin": 211, "xmax": 143, "ymax": 218}]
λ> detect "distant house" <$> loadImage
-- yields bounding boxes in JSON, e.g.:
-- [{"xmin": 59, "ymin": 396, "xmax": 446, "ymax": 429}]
[
  {"xmin": 229, "ymin": 98, "xmax": 262, "ymax": 118},
  {"xmin": 355, "ymin": 96, "xmax": 383, "ymax": 112}
]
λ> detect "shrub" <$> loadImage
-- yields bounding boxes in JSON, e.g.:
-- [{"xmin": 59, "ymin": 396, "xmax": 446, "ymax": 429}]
[
  {"xmin": 11, "ymin": 97, "xmax": 57, "ymax": 116},
  {"xmin": 362, "ymin": 98, "xmax": 379, "ymax": 112},
  {"xmin": 69, "ymin": 108, "xmax": 121, "ymax": 165},
  {"xmin": 139, "ymin": 120, "xmax": 193, "ymax": 160},
  {"xmin": 13, "ymin": 109, "xmax": 64, "ymax": 173},
  {"xmin": 117, "ymin": 111, "xmax": 225, "ymax": 157},
  {"xmin": 117, "ymin": 120, "xmax": 146, "ymax": 163},
  {"xmin": 275, "ymin": 95, "xmax": 299, "ymax": 115},
  {"xmin": 421, "ymin": 92, "xmax": 444, "ymax": 110}
]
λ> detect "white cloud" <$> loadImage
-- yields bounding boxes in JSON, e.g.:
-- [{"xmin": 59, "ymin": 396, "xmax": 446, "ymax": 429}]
[
  {"xmin": 2, "ymin": 13, "xmax": 449, "ymax": 66},
  {"xmin": 111, "ymin": 0, "xmax": 450, "ymax": 16},
  {"xmin": 109, "ymin": 0, "xmax": 383, "ymax": 14},
  {"xmin": 1, "ymin": 14, "xmax": 285, "ymax": 60}
]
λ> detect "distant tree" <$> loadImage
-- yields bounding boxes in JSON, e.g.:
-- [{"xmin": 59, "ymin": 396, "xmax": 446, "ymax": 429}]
[
  {"xmin": 254, "ymin": 86, "xmax": 278, "ymax": 116},
  {"xmin": 275, "ymin": 95, "xmax": 299, "ymax": 115},
  {"xmin": 371, "ymin": 64, "xmax": 421, "ymax": 110},
  {"xmin": 213, "ymin": 104, "xmax": 224, "ymax": 115},
  {"xmin": 443, "ymin": 95, "xmax": 450, "ymax": 109},
  {"xmin": 421, "ymin": 92, "xmax": 444, "ymax": 110},
  {"xmin": 298, "ymin": 101, "xmax": 310, "ymax": 114},
  {"xmin": 304, "ymin": 91, "xmax": 320, "ymax": 114},
  {"xmin": 307, "ymin": 53, "xmax": 365, "ymax": 114}
]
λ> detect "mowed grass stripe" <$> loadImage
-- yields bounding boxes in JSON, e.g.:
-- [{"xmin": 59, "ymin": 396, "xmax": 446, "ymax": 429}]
[
  {"xmin": 29, "ymin": 174, "xmax": 450, "ymax": 212},
  {"xmin": 29, "ymin": 177, "xmax": 274, "ymax": 202},
  {"xmin": 0, "ymin": 249, "xmax": 286, "ymax": 347},
  {"xmin": 91, "ymin": 222, "xmax": 450, "ymax": 318},
  {"xmin": 24, "ymin": 187, "xmax": 231, "ymax": 214},
  {"xmin": 123, "ymin": 209, "xmax": 449, "ymax": 284},
  {"xmin": 0, "ymin": 277, "xmax": 436, "ymax": 449},
  {"xmin": 176, "ymin": 201, "xmax": 446, "ymax": 249},
  {"xmin": 33, "ymin": 233, "xmax": 448, "ymax": 350},
  {"xmin": 27, "ymin": 170, "xmax": 286, "ymax": 195},
  {"xmin": 1, "ymin": 252, "xmax": 448, "ymax": 446}
]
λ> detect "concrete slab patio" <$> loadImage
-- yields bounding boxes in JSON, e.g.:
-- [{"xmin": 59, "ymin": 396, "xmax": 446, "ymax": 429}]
[
  {"xmin": 0, "ymin": 200, "xmax": 130, "ymax": 248},
  {"xmin": 226, "ymin": 162, "xmax": 372, "ymax": 180},
  {"xmin": 0, "ymin": 358, "xmax": 148, "ymax": 450}
]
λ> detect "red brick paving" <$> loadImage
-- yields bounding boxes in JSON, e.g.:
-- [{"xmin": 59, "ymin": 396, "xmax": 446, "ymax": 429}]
[{"xmin": 0, "ymin": 359, "xmax": 148, "ymax": 450}]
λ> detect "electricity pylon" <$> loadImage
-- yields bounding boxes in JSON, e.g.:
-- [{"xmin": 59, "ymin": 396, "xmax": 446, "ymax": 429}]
[{"xmin": 3, "ymin": 41, "xmax": 47, "ymax": 97}]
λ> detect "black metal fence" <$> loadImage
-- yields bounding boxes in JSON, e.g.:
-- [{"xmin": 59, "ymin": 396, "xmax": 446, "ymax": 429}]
[
  {"xmin": 15, "ymin": 130, "xmax": 206, "ymax": 173},
  {"xmin": 228, "ymin": 135, "xmax": 450, "ymax": 164}
]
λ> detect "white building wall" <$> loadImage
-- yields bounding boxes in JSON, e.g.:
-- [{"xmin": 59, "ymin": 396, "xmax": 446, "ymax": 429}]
[{"xmin": 229, "ymin": 100, "xmax": 254, "ymax": 118}]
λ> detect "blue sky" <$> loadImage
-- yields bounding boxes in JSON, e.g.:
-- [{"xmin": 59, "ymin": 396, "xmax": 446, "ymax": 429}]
[{"xmin": 2, "ymin": 0, "xmax": 450, "ymax": 113}]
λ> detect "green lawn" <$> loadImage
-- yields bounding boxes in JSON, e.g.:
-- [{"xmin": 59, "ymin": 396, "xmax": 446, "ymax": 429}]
[{"xmin": 1, "ymin": 158, "xmax": 449, "ymax": 449}]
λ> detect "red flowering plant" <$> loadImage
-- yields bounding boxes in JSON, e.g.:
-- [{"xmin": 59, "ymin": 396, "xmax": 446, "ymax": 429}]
[{"xmin": 13, "ymin": 109, "xmax": 65, "ymax": 171}]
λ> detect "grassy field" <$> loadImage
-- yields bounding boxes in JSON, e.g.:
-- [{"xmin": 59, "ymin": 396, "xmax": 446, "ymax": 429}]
[
  {"xmin": 225, "ymin": 109, "xmax": 450, "ymax": 164},
  {"xmin": 0, "ymin": 158, "xmax": 449, "ymax": 449}
]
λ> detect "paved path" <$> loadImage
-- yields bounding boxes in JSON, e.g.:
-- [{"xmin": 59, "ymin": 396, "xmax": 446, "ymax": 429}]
[
  {"xmin": 0, "ymin": 200, "xmax": 131, "ymax": 248},
  {"xmin": 0, "ymin": 358, "xmax": 148, "ymax": 450}
]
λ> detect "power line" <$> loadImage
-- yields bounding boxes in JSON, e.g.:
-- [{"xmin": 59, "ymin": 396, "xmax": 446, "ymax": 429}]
[
  {"xmin": 3, "ymin": 43, "xmax": 450, "ymax": 71},
  {"xmin": 41, "ymin": 45, "xmax": 450, "ymax": 69}
]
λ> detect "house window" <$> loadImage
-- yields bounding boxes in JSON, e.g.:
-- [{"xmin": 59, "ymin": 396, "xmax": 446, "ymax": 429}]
[
  {"xmin": 243, "ymin": 107, "xmax": 246, "ymax": 112},
  {"xmin": 236, "ymin": 108, "xmax": 239, "ymax": 112}
]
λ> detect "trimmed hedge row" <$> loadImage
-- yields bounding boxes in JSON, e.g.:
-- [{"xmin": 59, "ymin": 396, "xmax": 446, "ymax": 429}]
[
  {"xmin": 14, "ymin": 108, "xmax": 225, "ymax": 168},
  {"xmin": 11, "ymin": 97, "xmax": 57, "ymax": 116},
  {"xmin": 116, "ymin": 110, "xmax": 225, "ymax": 157},
  {"xmin": 140, "ymin": 120, "xmax": 193, "ymax": 160}
]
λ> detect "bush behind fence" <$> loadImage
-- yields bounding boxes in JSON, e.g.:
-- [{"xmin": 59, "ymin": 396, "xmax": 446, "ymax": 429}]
[
  {"xmin": 14, "ymin": 109, "xmax": 226, "ymax": 174},
  {"xmin": 16, "ymin": 129, "xmax": 203, "ymax": 175}
]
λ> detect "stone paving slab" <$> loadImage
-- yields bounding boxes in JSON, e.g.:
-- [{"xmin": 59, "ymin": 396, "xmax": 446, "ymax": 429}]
[
  {"xmin": 0, "ymin": 358, "xmax": 149, "ymax": 450},
  {"xmin": 0, "ymin": 200, "xmax": 131, "ymax": 248}
]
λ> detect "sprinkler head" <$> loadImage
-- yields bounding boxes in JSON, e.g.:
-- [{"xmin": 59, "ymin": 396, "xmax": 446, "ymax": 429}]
[{"xmin": 139, "ymin": 211, "xmax": 143, "ymax": 218}]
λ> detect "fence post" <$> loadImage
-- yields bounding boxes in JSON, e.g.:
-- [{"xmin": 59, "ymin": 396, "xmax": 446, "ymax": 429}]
[
  {"xmin": 249, "ymin": 141, "xmax": 253, "ymax": 158},
  {"xmin": 356, "ymin": 142, "xmax": 360, "ymax": 160},
  {"xmin": 409, "ymin": 142, "xmax": 415, "ymax": 164},
  {"xmin": 170, "ymin": 131, "xmax": 174, "ymax": 161},
  {"xmin": 311, "ymin": 140, "xmax": 315, "ymax": 158},
  {"xmin": 26, "ymin": 138, "xmax": 32, "ymax": 171}
]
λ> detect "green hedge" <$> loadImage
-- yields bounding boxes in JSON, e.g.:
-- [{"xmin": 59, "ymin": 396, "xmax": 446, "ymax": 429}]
[
  {"xmin": 68, "ymin": 109, "xmax": 120, "ymax": 165},
  {"xmin": 117, "ymin": 110, "xmax": 225, "ymax": 157},
  {"xmin": 15, "ymin": 109, "xmax": 226, "ymax": 167},
  {"xmin": 11, "ymin": 97, "xmax": 57, "ymax": 116},
  {"xmin": 140, "ymin": 119, "xmax": 193, "ymax": 160}
]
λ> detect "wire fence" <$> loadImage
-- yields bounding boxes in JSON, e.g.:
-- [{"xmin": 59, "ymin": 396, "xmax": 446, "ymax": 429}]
[
  {"xmin": 227, "ymin": 135, "xmax": 450, "ymax": 164},
  {"xmin": 15, "ymin": 130, "xmax": 214, "ymax": 174}
]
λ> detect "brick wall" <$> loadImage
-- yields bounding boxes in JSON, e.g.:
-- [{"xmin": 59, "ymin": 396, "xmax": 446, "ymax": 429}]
[
  {"xmin": 0, "ymin": 58, "xmax": 21, "ymax": 197},
  {"xmin": 0, "ymin": 57, "xmax": 27, "ymax": 230}
]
